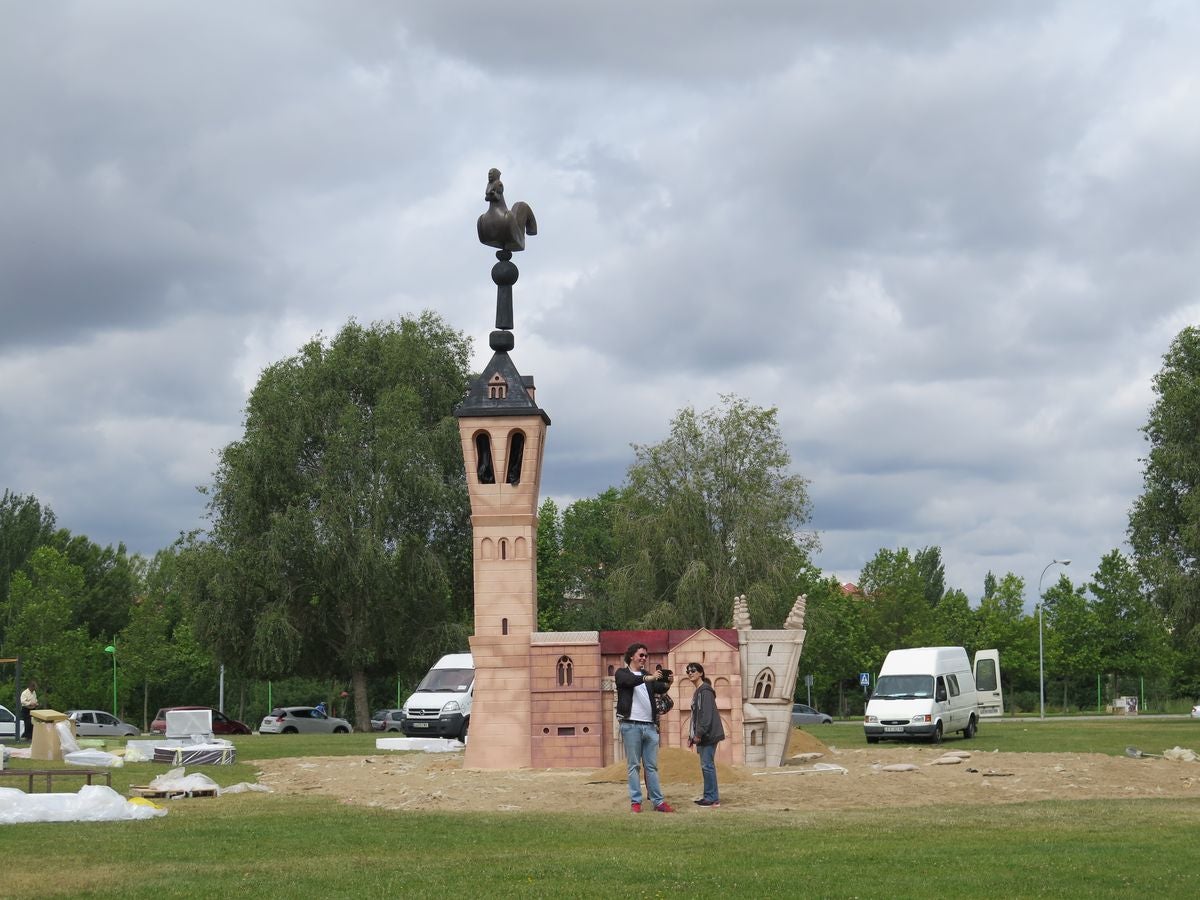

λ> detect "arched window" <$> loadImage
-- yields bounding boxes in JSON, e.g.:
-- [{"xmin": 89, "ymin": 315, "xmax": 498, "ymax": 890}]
[
  {"xmin": 557, "ymin": 656, "xmax": 573, "ymax": 687},
  {"xmin": 499, "ymin": 538, "xmax": 508, "ymax": 560},
  {"xmin": 514, "ymin": 536, "xmax": 527, "ymax": 558},
  {"xmin": 506, "ymin": 430, "xmax": 526, "ymax": 485},
  {"xmin": 480, "ymin": 538, "xmax": 495, "ymax": 560},
  {"xmin": 502, "ymin": 618, "xmax": 508, "ymax": 635},
  {"xmin": 754, "ymin": 668, "xmax": 775, "ymax": 699},
  {"xmin": 474, "ymin": 432, "xmax": 495, "ymax": 484}
]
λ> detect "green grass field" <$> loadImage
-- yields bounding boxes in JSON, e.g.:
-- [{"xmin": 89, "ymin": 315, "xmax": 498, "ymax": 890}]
[{"xmin": 3, "ymin": 719, "xmax": 1200, "ymax": 898}]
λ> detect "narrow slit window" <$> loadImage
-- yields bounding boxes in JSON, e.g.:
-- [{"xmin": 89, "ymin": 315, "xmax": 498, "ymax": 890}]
[
  {"xmin": 475, "ymin": 432, "xmax": 495, "ymax": 484},
  {"xmin": 506, "ymin": 430, "xmax": 525, "ymax": 485}
]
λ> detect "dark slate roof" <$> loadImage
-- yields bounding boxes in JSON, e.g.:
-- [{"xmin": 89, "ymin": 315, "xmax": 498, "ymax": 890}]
[{"xmin": 454, "ymin": 350, "xmax": 551, "ymax": 423}]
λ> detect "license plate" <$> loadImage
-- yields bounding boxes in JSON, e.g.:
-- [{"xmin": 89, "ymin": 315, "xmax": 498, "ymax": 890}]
[
  {"xmin": 411, "ymin": 722, "xmax": 429, "ymax": 728},
  {"xmin": 884, "ymin": 725, "xmax": 904, "ymax": 733}
]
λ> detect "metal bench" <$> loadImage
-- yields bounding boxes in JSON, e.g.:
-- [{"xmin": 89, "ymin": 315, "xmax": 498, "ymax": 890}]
[{"xmin": 0, "ymin": 768, "xmax": 113, "ymax": 793}]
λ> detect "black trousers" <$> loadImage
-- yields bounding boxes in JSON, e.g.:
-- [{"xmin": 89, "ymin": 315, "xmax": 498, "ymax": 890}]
[{"xmin": 20, "ymin": 707, "xmax": 33, "ymax": 741}]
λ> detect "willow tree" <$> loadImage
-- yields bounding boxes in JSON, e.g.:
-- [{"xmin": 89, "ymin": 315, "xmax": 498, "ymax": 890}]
[
  {"xmin": 187, "ymin": 314, "xmax": 473, "ymax": 729},
  {"xmin": 609, "ymin": 395, "xmax": 817, "ymax": 629}
]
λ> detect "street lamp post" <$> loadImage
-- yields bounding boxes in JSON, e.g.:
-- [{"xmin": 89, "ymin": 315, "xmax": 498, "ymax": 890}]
[
  {"xmin": 1037, "ymin": 559, "xmax": 1071, "ymax": 720},
  {"xmin": 103, "ymin": 642, "xmax": 117, "ymax": 717}
]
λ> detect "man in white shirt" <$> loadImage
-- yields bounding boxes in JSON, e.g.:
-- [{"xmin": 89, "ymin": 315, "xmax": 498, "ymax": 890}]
[{"xmin": 20, "ymin": 679, "xmax": 38, "ymax": 741}]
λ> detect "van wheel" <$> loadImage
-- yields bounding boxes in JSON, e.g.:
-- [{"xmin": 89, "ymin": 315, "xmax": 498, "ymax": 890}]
[
  {"xmin": 459, "ymin": 718, "xmax": 469, "ymax": 743},
  {"xmin": 963, "ymin": 716, "xmax": 977, "ymax": 739},
  {"xmin": 930, "ymin": 723, "xmax": 943, "ymax": 745}
]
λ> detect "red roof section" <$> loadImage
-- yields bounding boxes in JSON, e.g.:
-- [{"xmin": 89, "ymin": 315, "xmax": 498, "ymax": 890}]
[{"xmin": 599, "ymin": 628, "xmax": 739, "ymax": 655}]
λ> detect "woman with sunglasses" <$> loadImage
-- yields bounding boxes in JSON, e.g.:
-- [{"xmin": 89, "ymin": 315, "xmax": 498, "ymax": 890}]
[{"xmin": 685, "ymin": 663, "xmax": 725, "ymax": 807}]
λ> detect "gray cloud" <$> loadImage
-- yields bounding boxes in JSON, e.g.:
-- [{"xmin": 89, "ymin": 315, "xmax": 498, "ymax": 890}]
[{"xmin": 0, "ymin": 1, "xmax": 1195, "ymax": 609}]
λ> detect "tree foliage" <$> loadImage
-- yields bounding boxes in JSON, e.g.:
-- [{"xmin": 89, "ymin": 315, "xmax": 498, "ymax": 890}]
[
  {"xmin": 1129, "ymin": 325, "xmax": 1200, "ymax": 647},
  {"xmin": 608, "ymin": 396, "xmax": 817, "ymax": 630},
  {"xmin": 182, "ymin": 314, "xmax": 474, "ymax": 729}
]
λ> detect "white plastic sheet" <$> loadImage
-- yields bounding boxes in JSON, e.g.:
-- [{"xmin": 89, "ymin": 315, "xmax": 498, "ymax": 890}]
[
  {"xmin": 0, "ymin": 785, "xmax": 167, "ymax": 825},
  {"xmin": 64, "ymin": 748, "xmax": 124, "ymax": 768},
  {"xmin": 375, "ymin": 737, "xmax": 464, "ymax": 753}
]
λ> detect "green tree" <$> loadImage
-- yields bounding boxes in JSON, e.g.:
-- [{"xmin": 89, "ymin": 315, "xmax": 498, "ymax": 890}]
[
  {"xmin": 1088, "ymin": 550, "xmax": 1175, "ymax": 693},
  {"xmin": 799, "ymin": 577, "xmax": 872, "ymax": 717},
  {"xmin": 560, "ymin": 488, "xmax": 622, "ymax": 630},
  {"xmin": 47, "ymin": 531, "xmax": 136, "ymax": 643},
  {"xmin": 609, "ymin": 396, "xmax": 816, "ymax": 629},
  {"xmin": 858, "ymin": 548, "xmax": 936, "ymax": 652},
  {"xmin": 976, "ymin": 573, "xmax": 1036, "ymax": 700},
  {"xmin": 915, "ymin": 546, "xmax": 946, "ymax": 608},
  {"xmin": 1041, "ymin": 574, "xmax": 1098, "ymax": 711},
  {"xmin": 536, "ymin": 497, "xmax": 566, "ymax": 631},
  {"xmin": 1129, "ymin": 326, "xmax": 1200, "ymax": 647},
  {"xmin": 930, "ymin": 587, "xmax": 975, "ymax": 649},
  {"xmin": 0, "ymin": 490, "xmax": 56, "ymax": 642},
  {"xmin": 184, "ymin": 314, "xmax": 473, "ymax": 730},
  {"xmin": 2, "ymin": 546, "xmax": 101, "ymax": 709}
]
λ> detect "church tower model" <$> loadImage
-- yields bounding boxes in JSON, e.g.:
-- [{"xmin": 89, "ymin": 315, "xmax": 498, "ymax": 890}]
[{"xmin": 455, "ymin": 169, "xmax": 546, "ymax": 768}]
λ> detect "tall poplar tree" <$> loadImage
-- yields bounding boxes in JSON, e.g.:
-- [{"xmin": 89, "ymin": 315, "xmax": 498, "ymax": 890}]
[{"xmin": 1129, "ymin": 326, "xmax": 1200, "ymax": 647}]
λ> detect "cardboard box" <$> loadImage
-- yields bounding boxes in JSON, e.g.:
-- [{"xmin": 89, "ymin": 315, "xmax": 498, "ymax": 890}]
[{"xmin": 30, "ymin": 709, "xmax": 75, "ymax": 761}]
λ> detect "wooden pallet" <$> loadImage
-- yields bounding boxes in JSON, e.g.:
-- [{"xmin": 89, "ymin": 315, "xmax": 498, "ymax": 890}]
[{"xmin": 129, "ymin": 785, "xmax": 218, "ymax": 800}]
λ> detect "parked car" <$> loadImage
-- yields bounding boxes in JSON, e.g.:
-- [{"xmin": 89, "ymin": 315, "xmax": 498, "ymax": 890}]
[
  {"xmin": 150, "ymin": 706, "xmax": 252, "ymax": 735},
  {"xmin": 67, "ymin": 709, "xmax": 140, "ymax": 737},
  {"xmin": 371, "ymin": 709, "xmax": 405, "ymax": 732},
  {"xmin": 0, "ymin": 703, "xmax": 25, "ymax": 740},
  {"xmin": 259, "ymin": 706, "xmax": 353, "ymax": 734},
  {"xmin": 791, "ymin": 703, "xmax": 833, "ymax": 726},
  {"xmin": 1191, "ymin": 703, "xmax": 1200, "ymax": 719}
]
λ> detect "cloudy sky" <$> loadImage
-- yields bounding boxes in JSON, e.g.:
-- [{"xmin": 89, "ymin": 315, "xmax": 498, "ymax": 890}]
[{"xmin": 3, "ymin": 2, "xmax": 1197, "ymax": 606}]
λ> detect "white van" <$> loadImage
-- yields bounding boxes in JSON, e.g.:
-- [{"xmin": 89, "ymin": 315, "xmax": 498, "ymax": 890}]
[
  {"xmin": 863, "ymin": 647, "xmax": 1001, "ymax": 745},
  {"xmin": 400, "ymin": 653, "xmax": 474, "ymax": 741}
]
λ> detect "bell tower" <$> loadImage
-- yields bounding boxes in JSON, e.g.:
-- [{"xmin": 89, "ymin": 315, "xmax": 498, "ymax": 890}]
[{"xmin": 455, "ymin": 169, "xmax": 547, "ymax": 768}]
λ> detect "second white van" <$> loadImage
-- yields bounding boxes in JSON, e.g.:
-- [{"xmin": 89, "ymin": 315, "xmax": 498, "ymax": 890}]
[{"xmin": 863, "ymin": 646, "xmax": 1000, "ymax": 745}]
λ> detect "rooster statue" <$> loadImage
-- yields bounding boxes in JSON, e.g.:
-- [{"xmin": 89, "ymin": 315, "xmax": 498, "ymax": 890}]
[{"xmin": 477, "ymin": 168, "xmax": 537, "ymax": 252}]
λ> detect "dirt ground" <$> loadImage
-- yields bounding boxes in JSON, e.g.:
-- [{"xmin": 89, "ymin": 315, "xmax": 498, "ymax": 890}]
[{"xmin": 252, "ymin": 730, "xmax": 1200, "ymax": 814}]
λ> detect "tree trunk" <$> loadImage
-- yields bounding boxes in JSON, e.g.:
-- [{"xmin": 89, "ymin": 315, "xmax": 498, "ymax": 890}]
[
  {"xmin": 352, "ymin": 668, "xmax": 370, "ymax": 732},
  {"xmin": 143, "ymin": 680, "xmax": 149, "ymax": 733}
]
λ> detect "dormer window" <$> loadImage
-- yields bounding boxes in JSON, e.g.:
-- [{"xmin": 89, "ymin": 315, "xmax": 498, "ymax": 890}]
[{"xmin": 488, "ymin": 373, "xmax": 508, "ymax": 399}]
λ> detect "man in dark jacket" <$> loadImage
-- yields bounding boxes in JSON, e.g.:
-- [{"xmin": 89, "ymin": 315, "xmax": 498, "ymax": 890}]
[
  {"xmin": 685, "ymin": 662, "xmax": 725, "ymax": 807},
  {"xmin": 614, "ymin": 642, "xmax": 675, "ymax": 813}
]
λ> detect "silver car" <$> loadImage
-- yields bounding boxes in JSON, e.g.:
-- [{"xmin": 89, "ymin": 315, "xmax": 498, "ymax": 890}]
[
  {"xmin": 259, "ymin": 706, "xmax": 352, "ymax": 734},
  {"xmin": 67, "ymin": 709, "xmax": 140, "ymax": 737},
  {"xmin": 791, "ymin": 703, "xmax": 833, "ymax": 726}
]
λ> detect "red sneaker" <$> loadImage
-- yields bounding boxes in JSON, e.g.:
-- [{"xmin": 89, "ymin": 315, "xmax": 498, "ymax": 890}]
[
  {"xmin": 630, "ymin": 802, "xmax": 642, "ymax": 813},
  {"xmin": 654, "ymin": 801, "xmax": 675, "ymax": 813}
]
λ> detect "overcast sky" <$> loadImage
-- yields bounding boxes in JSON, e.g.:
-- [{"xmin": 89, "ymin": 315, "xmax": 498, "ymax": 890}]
[{"xmin": 3, "ymin": 2, "xmax": 1197, "ymax": 607}]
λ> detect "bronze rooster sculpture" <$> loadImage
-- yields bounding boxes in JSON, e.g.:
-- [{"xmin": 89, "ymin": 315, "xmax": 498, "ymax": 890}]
[{"xmin": 477, "ymin": 168, "xmax": 537, "ymax": 252}]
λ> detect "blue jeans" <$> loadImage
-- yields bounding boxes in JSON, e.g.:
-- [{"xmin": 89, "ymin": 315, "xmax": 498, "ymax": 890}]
[
  {"xmin": 698, "ymin": 742, "xmax": 719, "ymax": 802},
  {"xmin": 620, "ymin": 721, "xmax": 662, "ymax": 806}
]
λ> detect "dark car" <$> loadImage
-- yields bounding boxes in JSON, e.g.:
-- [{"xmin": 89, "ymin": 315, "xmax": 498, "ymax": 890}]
[
  {"xmin": 150, "ymin": 706, "xmax": 252, "ymax": 735},
  {"xmin": 791, "ymin": 703, "xmax": 833, "ymax": 726},
  {"xmin": 371, "ymin": 709, "xmax": 405, "ymax": 732}
]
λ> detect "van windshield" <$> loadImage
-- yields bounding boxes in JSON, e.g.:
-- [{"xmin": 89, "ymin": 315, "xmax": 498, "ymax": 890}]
[
  {"xmin": 873, "ymin": 675, "xmax": 934, "ymax": 700},
  {"xmin": 415, "ymin": 668, "xmax": 474, "ymax": 692}
]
